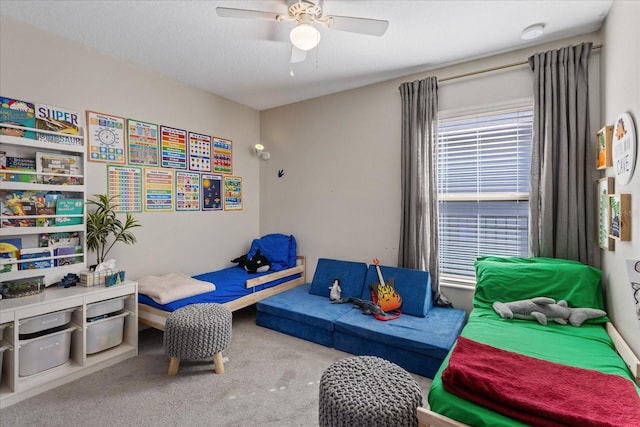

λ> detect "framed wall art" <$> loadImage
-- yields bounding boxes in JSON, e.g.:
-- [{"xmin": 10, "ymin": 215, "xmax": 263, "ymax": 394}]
[
  {"xmin": 127, "ymin": 118, "xmax": 159, "ymax": 166},
  {"xmin": 608, "ymin": 193, "xmax": 631, "ymax": 241},
  {"xmin": 596, "ymin": 125, "xmax": 613, "ymax": 170},
  {"xmin": 597, "ymin": 177, "xmax": 615, "ymax": 250},
  {"xmin": 223, "ymin": 175, "xmax": 242, "ymax": 211},
  {"xmin": 213, "ymin": 137, "xmax": 233, "ymax": 174}
]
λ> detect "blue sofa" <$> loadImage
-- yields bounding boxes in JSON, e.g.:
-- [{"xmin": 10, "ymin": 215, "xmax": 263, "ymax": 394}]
[{"xmin": 256, "ymin": 258, "xmax": 467, "ymax": 378}]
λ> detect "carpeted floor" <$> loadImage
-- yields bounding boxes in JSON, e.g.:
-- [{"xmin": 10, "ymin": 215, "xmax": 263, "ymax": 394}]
[{"xmin": 0, "ymin": 306, "xmax": 432, "ymax": 426}]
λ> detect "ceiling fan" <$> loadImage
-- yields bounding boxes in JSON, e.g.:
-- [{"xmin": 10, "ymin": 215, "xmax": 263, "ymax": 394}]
[{"xmin": 216, "ymin": 0, "xmax": 389, "ymax": 64}]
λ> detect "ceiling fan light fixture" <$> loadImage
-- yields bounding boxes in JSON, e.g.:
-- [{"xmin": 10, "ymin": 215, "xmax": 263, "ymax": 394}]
[
  {"xmin": 290, "ymin": 23, "xmax": 321, "ymax": 51},
  {"xmin": 521, "ymin": 23, "xmax": 545, "ymax": 40}
]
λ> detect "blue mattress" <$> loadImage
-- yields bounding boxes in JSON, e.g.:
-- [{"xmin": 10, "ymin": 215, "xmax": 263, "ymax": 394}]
[{"xmin": 138, "ymin": 265, "xmax": 301, "ymax": 312}]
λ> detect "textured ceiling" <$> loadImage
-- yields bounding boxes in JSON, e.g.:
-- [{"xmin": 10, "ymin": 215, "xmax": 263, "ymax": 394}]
[{"xmin": 0, "ymin": 0, "xmax": 612, "ymax": 110}]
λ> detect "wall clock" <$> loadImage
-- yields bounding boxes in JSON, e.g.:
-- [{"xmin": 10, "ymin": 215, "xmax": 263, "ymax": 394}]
[{"xmin": 612, "ymin": 112, "xmax": 637, "ymax": 185}]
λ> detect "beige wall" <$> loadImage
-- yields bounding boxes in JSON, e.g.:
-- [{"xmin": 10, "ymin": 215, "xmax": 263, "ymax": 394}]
[
  {"xmin": 0, "ymin": 17, "xmax": 262, "ymax": 279},
  {"xmin": 600, "ymin": 0, "xmax": 640, "ymax": 356},
  {"xmin": 261, "ymin": 4, "xmax": 638, "ymax": 353},
  {"xmin": 261, "ymin": 33, "xmax": 602, "ymax": 314}
]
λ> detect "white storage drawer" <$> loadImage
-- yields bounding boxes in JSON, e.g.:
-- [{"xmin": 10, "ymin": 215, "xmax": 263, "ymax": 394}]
[
  {"xmin": 0, "ymin": 343, "xmax": 10, "ymax": 382},
  {"xmin": 0, "ymin": 323, "xmax": 8, "ymax": 341},
  {"xmin": 19, "ymin": 308, "xmax": 75, "ymax": 335},
  {"xmin": 86, "ymin": 312, "xmax": 129, "ymax": 354},
  {"xmin": 18, "ymin": 325, "xmax": 75, "ymax": 377},
  {"xmin": 86, "ymin": 296, "xmax": 127, "ymax": 319}
]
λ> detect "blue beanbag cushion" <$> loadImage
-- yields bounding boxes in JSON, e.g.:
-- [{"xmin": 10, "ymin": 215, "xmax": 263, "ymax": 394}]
[{"xmin": 247, "ymin": 234, "xmax": 297, "ymax": 271}]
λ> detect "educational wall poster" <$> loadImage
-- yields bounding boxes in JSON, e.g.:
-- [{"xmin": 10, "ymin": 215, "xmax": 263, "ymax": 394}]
[
  {"xmin": 160, "ymin": 125, "xmax": 187, "ymax": 169},
  {"xmin": 127, "ymin": 119, "xmax": 159, "ymax": 166},
  {"xmin": 223, "ymin": 175, "xmax": 242, "ymax": 211},
  {"xmin": 188, "ymin": 131, "xmax": 212, "ymax": 172},
  {"xmin": 626, "ymin": 260, "xmax": 640, "ymax": 323},
  {"xmin": 87, "ymin": 111, "xmax": 126, "ymax": 164},
  {"xmin": 107, "ymin": 165, "xmax": 142, "ymax": 212},
  {"xmin": 144, "ymin": 167, "xmax": 174, "ymax": 212},
  {"xmin": 176, "ymin": 171, "xmax": 201, "ymax": 211},
  {"xmin": 212, "ymin": 137, "xmax": 233, "ymax": 174},
  {"xmin": 201, "ymin": 173, "xmax": 222, "ymax": 211}
]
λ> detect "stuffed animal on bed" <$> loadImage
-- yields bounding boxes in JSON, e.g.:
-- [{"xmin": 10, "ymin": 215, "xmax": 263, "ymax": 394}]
[
  {"xmin": 492, "ymin": 297, "xmax": 606, "ymax": 326},
  {"xmin": 231, "ymin": 249, "xmax": 271, "ymax": 273}
]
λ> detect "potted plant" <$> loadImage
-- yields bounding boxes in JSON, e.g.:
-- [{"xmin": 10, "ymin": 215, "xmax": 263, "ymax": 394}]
[{"xmin": 86, "ymin": 193, "xmax": 141, "ymax": 267}]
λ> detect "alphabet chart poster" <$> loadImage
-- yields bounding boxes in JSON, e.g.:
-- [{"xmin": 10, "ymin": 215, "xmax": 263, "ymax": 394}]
[
  {"xmin": 127, "ymin": 119, "xmax": 159, "ymax": 166},
  {"xmin": 160, "ymin": 125, "xmax": 187, "ymax": 169},
  {"xmin": 107, "ymin": 165, "xmax": 142, "ymax": 212},
  {"xmin": 144, "ymin": 167, "xmax": 174, "ymax": 212},
  {"xmin": 87, "ymin": 111, "xmax": 126, "ymax": 164},
  {"xmin": 212, "ymin": 137, "xmax": 233, "ymax": 174},
  {"xmin": 176, "ymin": 171, "xmax": 201, "ymax": 211},
  {"xmin": 188, "ymin": 131, "xmax": 211, "ymax": 172}
]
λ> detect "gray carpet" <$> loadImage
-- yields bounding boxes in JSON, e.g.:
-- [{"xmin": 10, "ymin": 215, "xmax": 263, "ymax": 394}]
[{"xmin": 0, "ymin": 306, "xmax": 432, "ymax": 426}]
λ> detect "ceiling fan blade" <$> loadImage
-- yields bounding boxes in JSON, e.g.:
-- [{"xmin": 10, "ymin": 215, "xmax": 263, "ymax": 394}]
[
  {"xmin": 290, "ymin": 46, "xmax": 307, "ymax": 64},
  {"xmin": 215, "ymin": 7, "xmax": 279, "ymax": 21},
  {"xmin": 325, "ymin": 15, "xmax": 389, "ymax": 36}
]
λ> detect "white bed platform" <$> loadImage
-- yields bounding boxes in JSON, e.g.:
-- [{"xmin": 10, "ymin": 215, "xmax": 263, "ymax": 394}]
[
  {"xmin": 417, "ymin": 321, "xmax": 640, "ymax": 427},
  {"xmin": 138, "ymin": 256, "xmax": 306, "ymax": 331}
]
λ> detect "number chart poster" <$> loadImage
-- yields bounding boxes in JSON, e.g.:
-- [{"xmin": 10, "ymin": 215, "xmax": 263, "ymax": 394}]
[
  {"xmin": 176, "ymin": 171, "xmax": 201, "ymax": 211},
  {"xmin": 213, "ymin": 137, "xmax": 233, "ymax": 174},
  {"xmin": 87, "ymin": 111, "xmax": 126, "ymax": 164},
  {"xmin": 202, "ymin": 173, "xmax": 222, "ymax": 211},
  {"xmin": 224, "ymin": 175, "xmax": 242, "ymax": 211},
  {"xmin": 144, "ymin": 168, "xmax": 174, "ymax": 212},
  {"xmin": 127, "ymin": 119, "xmax": 159, "ymax": 166},
  {"xmin": 107, "ymin": 165, "xmax": 142, "ymax": 212},
  {"xmin": 160, "ymin": 125, "xmax": 187, "ymax": 169},
  {"xmin": 188, "ymin": 132, "xmax": 212, "ymax": 172}
]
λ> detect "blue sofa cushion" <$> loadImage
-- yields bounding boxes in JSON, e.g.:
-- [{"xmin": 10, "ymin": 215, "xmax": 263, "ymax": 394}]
[
  {"xmin": 334, "ymin": 307, "xmax": 466, "ymax": 360},
  {"xmin": 257, "ymin": 284, "xmax": 356, "ymax": 332},
  {"xmin": 309, "ymin": 258, "xmax": 368, "ymax": 298},
  {"xmin": 362, "ymin": 264, "xmax": 432, "ymax": 317}
]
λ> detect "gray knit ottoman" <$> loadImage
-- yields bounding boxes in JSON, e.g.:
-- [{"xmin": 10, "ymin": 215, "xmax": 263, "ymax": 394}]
[
  {"xmin": 319, "ymin": 356, "xmax": 423, "ymax": 427},
  {"xmin": 163, "ymin": 303, "xmax": 232, "ymax": 376}
]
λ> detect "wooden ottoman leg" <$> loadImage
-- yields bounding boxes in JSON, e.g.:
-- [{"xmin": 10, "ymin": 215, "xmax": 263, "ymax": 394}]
[
  {"xmin": 168, "ymin": 356, "xmax": 180, "ymax": 376},
  {"xmin": 213, "ymin": 352, "xmax": 224, "ymax": 374}
]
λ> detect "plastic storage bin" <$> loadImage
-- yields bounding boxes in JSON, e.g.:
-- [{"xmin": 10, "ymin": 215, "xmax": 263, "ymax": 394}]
[
  {"xmin": 18, "ymin": 325, "xmax": 75, "ymax": 376},
  {"xmin": 86, "ymin": 296, "xmax": 127, "ymax": 318},
  {"xmin": 0, "ymin": 343, "xmax": 10, "ymax": 382},
  {"xmin": 19, "ymin": 308, "xmax": 75, "ymax": 334},
  {"xmin": 86, "ymin": 312, "xmax": 128, "ymax": 354}
]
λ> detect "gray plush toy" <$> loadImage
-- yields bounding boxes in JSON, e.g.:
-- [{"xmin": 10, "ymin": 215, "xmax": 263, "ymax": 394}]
[{"xmin": 492, "ymin": 297, "xmax": 606, "ymax": 327}]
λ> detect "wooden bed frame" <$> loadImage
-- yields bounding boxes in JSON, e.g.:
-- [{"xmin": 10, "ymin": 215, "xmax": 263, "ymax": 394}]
[
  {"xmin": 138, "ymin": 256, "xmax": 306, "ymax": 331},
  {"xmin": 416, "ymin": 321, "xmax": 640, "ymax": 427}
]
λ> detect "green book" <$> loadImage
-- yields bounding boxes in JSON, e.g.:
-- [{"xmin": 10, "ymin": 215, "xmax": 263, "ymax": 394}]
[{"xmin": 55, "ymin": 199, "xmax": 84, "ymax": 226}]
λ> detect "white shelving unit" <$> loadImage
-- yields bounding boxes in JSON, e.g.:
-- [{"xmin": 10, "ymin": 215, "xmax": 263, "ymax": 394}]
[
  {"xmin": 1, "ymin": 127, "xmax": 87, "ymax": 286},
  {"xmin": 0, "ymin": 281, "xmax": 138, "ymax": 408}
]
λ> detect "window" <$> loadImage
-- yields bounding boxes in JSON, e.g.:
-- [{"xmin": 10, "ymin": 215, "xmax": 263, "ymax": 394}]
[{"xmin": 437, "ymin": 107, "xmax": 533, "ymax": 285}]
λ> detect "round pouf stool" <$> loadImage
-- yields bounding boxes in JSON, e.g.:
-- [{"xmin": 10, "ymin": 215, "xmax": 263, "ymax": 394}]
[
  {"xmin": 163, "ymin": 303, "xmax": 232, "ymax": 376},
  {"xmin": 319, "ymin": 356, "xmax": 423, "ymax": 427}
]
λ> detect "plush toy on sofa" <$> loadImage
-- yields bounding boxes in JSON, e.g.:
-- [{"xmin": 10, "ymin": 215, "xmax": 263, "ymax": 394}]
[
  {"xmin": 231, "ymin": 249, "xmax": 271, "ymax": 273},
  {"xmin": 492, "ymin": 297, "xmax": 606, "ymax": 327}
]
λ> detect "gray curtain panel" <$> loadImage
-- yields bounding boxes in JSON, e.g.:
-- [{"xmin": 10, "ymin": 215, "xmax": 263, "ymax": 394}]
[
  {"xmin": 528, "ymin": 42, "xmax": 599, "ymax": 266},
  {"xmin": 398, "ymin": 77, "xmax": 440, "ymax": 294}
]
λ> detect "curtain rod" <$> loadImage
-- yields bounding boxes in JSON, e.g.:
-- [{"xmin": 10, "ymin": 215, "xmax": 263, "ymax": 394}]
[{"xmin": 439, "ymin": 44, "xmax": 602, "ymax": 83}]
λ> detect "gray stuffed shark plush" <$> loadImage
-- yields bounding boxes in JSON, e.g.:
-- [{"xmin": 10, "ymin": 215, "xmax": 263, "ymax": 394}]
[
  {"xmin": 492, "ymin": 297, "xmax": 606, "ymax": 327},
  {"xmin": 332, "ymin": 297, "xmax": 386, "ymax": 317}
]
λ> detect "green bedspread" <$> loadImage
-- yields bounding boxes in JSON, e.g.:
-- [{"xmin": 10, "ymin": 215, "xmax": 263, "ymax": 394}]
[{"xmin": 428, "ymin": 308, "xmax": 640, "ymax": 427}]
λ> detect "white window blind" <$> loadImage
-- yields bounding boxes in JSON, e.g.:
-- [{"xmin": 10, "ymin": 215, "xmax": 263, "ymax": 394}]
[{"xmin": 437, "ymin": 107, "xmax": 533, "ymax": 281}]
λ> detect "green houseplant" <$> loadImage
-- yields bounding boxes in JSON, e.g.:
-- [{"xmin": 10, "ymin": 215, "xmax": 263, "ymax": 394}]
[{"xmin": 86, "ymin": 193, "xmax": 141, "ymax": 266}]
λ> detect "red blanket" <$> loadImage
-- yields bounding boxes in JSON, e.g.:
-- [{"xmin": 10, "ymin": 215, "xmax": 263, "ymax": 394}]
[{"xmin": 442, "ymin": 336, "xmax": 640, "ymax": 427}]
